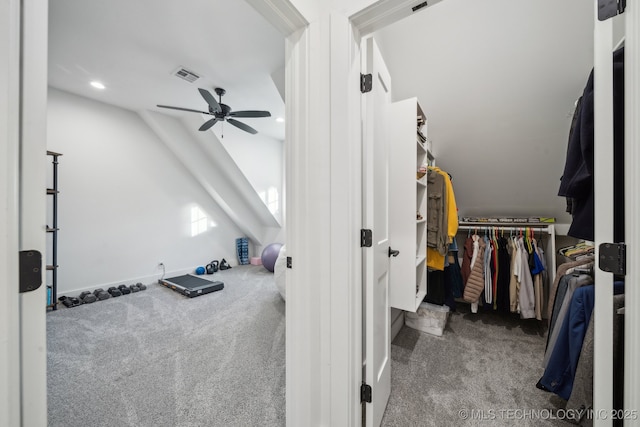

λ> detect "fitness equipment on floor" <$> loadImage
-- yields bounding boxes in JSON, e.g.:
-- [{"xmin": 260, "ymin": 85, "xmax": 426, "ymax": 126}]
[
  {"xmin": 195, "ymin": 266, "xmax": 206, "ymax": 275},
  {"xmin": 93, "ymin": 288, "xmax": 110, "ymax": 301},
  {"xmin": 220, "ymin": 259, "xmax": 231, "ymax": 270},
  {"xmin": 159, "ymin": 274, "xmax": 224, "ymax": 298},
  {"xmin": 130, "ymin": 284, "xmax": 140, "ymax": 293},
  {"xmin": 118, "ymin": 284, "xmax": 131, "ymax": 295},
  {"xmin": 79, "ymin": 291, "xmax": 97, "ymax": 304},
  {"xmin": 236, "ymin": 237, "xmax": 249, "ymax": 265},
  {"xmin": 261, "ymin": 243, "xmax": 283, "ymax": 273},
  {"xmin": 206, "ymin": 260, "xmax": 219, "ymax": 274},
  {"xmin": 108, "ymin": 287, "xmax": 122, "ymax": 297},
  {"xmin": 58, "ymin": 295, "xmax": 81, "ymax": 308},
  {"xmin": 136, "ymin": 282, "xmax": 147, "ymax": 290}
]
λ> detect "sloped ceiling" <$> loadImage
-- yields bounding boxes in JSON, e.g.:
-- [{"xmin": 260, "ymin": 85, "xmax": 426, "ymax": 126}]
[
  {"xmin": 374, "ymin": 0, "xmax": 595, "ymax": 223},
  {"xmin": 48, "ymin": 0, "xmax": 285, "ymax": 141}
]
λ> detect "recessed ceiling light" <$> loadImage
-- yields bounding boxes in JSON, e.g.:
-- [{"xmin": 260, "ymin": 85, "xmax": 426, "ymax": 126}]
[
  {"xmin": 90, "ymin": 81, "xmax": 105, "ymax": 90},
  {"xmin": 276, "ymin": 117, "xmax": 285, "ymax": 123}
]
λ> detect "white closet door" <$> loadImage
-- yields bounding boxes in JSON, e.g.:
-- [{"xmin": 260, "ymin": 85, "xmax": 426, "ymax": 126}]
[{"xmin": 362, "ymin": 36, "xmax": 392, "ymax": 427}]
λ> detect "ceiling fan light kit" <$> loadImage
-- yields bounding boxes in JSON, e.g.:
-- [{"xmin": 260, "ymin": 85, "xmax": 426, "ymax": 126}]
[{"xmin": 157, "ymin": 87, "xmax": 271, "ymax": 134}]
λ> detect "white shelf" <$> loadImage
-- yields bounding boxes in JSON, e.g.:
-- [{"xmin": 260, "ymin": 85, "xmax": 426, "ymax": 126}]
[{"xmin": 389, "ymin": 97, "xmax": 429, "ymax": 313}]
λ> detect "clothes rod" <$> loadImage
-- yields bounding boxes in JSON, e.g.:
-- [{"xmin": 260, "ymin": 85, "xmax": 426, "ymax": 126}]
[{"xmin": 458, "ymin": 225, "xmax": 552, "ymax": 234}]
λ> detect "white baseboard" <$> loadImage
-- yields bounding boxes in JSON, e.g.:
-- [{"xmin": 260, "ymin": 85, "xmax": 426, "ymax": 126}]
[{"xmin": 58, "ymin": 267, "xmax": 195, "ymax": 297}]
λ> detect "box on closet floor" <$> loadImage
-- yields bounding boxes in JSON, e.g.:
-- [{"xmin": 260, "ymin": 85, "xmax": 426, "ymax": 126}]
[{"xmin": 405, "ymin": 302, "xmax": 450, "ymax": 336}]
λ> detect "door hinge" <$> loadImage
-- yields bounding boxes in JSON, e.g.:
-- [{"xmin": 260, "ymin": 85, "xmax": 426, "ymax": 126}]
[
  {"xmin": 361, "ymin": 229, "xmax": 372, "ymax": 247},
  {"xmin": 598, "ymin": 0, "xmax": 626, "ymax": 21},
  {"xmin": 19, "ymin": 250, "xmax": 43, "ymax": 293},
  {"xmin": 598, "ymin": 242, "xmax": 626, "ymax": 275},
  {"xmin": 361, "ymin": 383, "xmax": 372, "ymax": 403},
  {"xmin": 286, "ymin": 256, "xmax": 292, "ymax": 269},
  {"xmin": 360, "ymin": 73, "xmax": 372, "ymax": 93}
]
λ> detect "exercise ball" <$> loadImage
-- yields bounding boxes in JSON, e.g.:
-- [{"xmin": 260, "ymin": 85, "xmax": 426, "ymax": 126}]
[
  {"xmin": 261, "ymin": 243, "xmax": 283, "ymax": 273},
  {"xmin": 195, "ymin": 266, "xmax": 206, "ymax": 275}
]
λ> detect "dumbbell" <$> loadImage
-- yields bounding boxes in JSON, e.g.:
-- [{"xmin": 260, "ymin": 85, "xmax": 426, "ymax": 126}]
[
  {"xmin": 107, "ymin": 287, "xmax": 122, "ymax": 297},
  {"xmin": 78, "ymin": 291, "xmax": 97, "ymax": 304},
  {"xmin": 130, "ymin": 284, "xmax": 140, "ymax": 293},
  {"xmin": 59, "ymin": 295, "xmax": 81, "ymax": 308},
  {"xmin": 118, "ymin": 284, "xmax": 131, "ymax": 295},
  {"xmin": 93, "ymin": 288, "xmax": 110, "ymax": 301},
  {"xmin": 136, "ymin": 282, "xmax": 147, "ymax": 291}
]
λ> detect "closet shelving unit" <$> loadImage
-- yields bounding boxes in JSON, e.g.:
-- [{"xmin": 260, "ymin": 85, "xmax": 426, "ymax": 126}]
[
  {"xmin": 46, "ymin": 151, "xmax": 61, "ymax": 311},
  {"xmin": 389, "ymin": 98, "xmax": 432, "ymax": 312}
]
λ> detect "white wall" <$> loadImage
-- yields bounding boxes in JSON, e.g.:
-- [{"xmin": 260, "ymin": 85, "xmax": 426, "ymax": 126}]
[
  {"xmin": 47, "ymin": 88, "xmax": 246, "ymax": 294},
  {"xmin": 374, "ymin": 0, "xmax": 595, "ymax": 224},
  {"xmin": 213, "ymin": 127, "xmax": 284, "ymax": 226}
]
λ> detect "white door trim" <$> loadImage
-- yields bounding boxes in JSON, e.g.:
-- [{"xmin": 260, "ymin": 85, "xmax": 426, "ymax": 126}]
[
  {"xmin": 19, "ymin": 0, "xmax": 49, "ymax": 425},
  {"xmin": 247, "ymin": 1, "xmax": 441, "ymax": 426},
  {"xmin": 0, "ymin": 0, "xmax": 23, "ymax": 424},
  {"xmin": 592, "ymin": 8, "xmax": 615, "ymax": 424},
  {"xmin": 624, "ymin": 0, "xmax": 640, "ymax": 418}
]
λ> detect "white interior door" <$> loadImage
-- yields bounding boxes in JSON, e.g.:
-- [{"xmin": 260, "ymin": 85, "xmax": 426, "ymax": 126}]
[{"xmin": 362, "ymin": 36, "xmax": 392, "ymax": 427}]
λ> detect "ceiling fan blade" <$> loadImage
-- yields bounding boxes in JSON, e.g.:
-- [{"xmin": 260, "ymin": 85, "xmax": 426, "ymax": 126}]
[
  {"xmin": 228, "ymin": 110, "xmax": 272, "ymax": 118},
  {"xmin": 198, "ymin": 88, "xmax": 221, "ymax": 113},
  {"xmin": 199, "ymin": 118, "xmax": 220, "ymax": 131},
  {"xmin": 227, "ymin": 118, "xmax": 258, "ymax": 134},
  {"xmin": 157, "ymin": 105, "xmax": 211, "ymax": 115}
]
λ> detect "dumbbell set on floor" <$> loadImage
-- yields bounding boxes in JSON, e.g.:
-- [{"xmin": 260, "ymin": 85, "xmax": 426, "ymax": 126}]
[{"xmin": 58, "ymin": 283, "xmax": 147, "ymax": 308}]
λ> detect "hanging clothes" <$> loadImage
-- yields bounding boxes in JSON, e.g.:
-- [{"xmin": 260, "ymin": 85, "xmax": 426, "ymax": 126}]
[
  {"xmin": 463, "ymin": 235, "xmax": 485, "ymax": 304},
  {"xmin": 460, "ymin": 236, "xmax": 473, "ymax": 286},
  {"xmin": 443, "ymin": 238, "xmax": 464, "ymax": 311},
  {"xmin": 531, "ymin": 238, "xmax": 546, "ymax": 321},
  {"xmin": 537, "ymin": 281, "xmax": 624, "ymax": 400},
  {"xmin": 496, "ymin": 236, "xmax": 511, "ymax": 313},
  {"xmin": 426, "ymin": 167, "xmax": 458, "ymax": 271},
  {"xmin": 509, "ymin": 236, "xmax": 520, "ymax": 313},
  {"xmin": 543, "ymin": 274, "xmax": 593, "ymax": 367},
  {"xmin": 558, "ymin": 47, "xmax": 625, "ymax": 241},
  {"xmin": 483, "ymin": 235, "xmax": 493, "ymax": 304},
  {"xmin": 426, "ymin": 168, "xmax": 448, "ymax": 256},
  {"xmin": 516, "ymin": 237, "xmax": 536, "ymax": 319}
]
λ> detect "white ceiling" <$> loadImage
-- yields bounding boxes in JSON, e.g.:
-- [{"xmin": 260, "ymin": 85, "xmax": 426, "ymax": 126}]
[
  {"xmin": 48, "ymin": 0, "xmax": 286, "ymax": 141},
  {"xmin": 374, "ymin": 0, "xmax": 596, "ymax": 221}
]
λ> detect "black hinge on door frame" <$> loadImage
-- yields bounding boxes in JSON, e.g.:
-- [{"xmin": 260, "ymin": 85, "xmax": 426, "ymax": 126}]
[
  {"xmin": 360, "ymin": 383, "xmax": 372, "ymax": 403},
  {"xmin": 598, "ymin": 0, "xmax": 626, "ymax": 21},
  {"xmin": 598, "ymin": 242, "xmax": 626, "ymax": 275},
  {"xmin": 361, "ymin": 229, "xmax": 373, "ymax": 247},
  {"xmin": 19, "ymin": 250, "xmax": 43, "ymax": 293},
  {"xmin": 360, "ymin": 73, "xmax": 372, "ymax": 93},
  {"xmin": 286, "ymin": 256, "xmax": 292, "ymax": 269}
]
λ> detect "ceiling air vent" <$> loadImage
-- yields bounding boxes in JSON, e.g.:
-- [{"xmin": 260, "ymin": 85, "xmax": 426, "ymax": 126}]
[
  {"xmin": 172, "ymin": 67, "xmax": 201, "ymax": 83},
  {"xmin": 412, "ymin": 1, "xmax": 428, "ymax": 12}
]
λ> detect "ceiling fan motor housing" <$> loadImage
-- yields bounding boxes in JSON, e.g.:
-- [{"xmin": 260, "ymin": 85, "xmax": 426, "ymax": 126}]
[{"xmin": 212, "ymin": 103, "xmax": 232, "ymax": 117}]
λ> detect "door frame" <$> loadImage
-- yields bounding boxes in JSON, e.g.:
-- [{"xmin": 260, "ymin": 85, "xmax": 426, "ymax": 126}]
[
  {"xmin": 0, "ymin": 0, "xmax": 49, "ymax": 425},
  {"xmin": 593, "ymin": 3, "xmax": 640, "ymax": 425},
  {"xmin": 0, "ymin": 0, "xmax": 22, "ymax": 424},
  {"xmin": 247, "ymin": 2, "xmax": 430, "ymax": 425}
]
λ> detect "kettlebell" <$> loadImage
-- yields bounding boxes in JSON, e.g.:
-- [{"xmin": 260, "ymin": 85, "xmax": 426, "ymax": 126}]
[{"xmin": 206, "ymin": 260, "xmax": 219, "ymax": 274}]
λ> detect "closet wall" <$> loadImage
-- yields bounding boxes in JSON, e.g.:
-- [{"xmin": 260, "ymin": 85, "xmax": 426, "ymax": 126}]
[{"xmin": 374, "ymin": 0, "xmax": 594, "ymax": 227}]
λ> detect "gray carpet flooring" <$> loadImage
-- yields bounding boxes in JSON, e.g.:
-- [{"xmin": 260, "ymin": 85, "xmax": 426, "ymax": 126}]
[
  {"xmin": 382, "ymin": 305, "xmax": 567, "ymax": 427},
  {"xmin": 47, "ymin": 265, "xmax": 285, "ymax": 427},
  {"xmin": 49, "ymin": 267, "xmax": 568, "ymax": 427}
]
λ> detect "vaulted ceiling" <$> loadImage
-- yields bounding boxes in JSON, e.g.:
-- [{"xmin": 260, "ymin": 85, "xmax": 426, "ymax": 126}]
[
  {"xmin": 48, "ymin": 0, "xmax": 286, "ymax": 141},
  {"xmin": 374, "ymin": 0, "xmax": 596, "ymax": 223}
]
